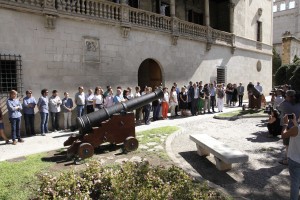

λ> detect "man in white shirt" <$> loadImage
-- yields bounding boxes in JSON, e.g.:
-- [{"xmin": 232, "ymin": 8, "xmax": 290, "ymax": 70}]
[{"xmin": 254, "ymin": 82, "xmax": 263, "ymax": 93}]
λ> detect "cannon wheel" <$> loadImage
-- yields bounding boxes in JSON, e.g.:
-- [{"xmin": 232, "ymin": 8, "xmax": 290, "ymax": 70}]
[
  {"xmin": 123, "ymin": 137, "xmax": 139, "ymax": 152},
  {"xmin": 77, "ymin": 143, "xmax": 94, "ymax": 159}
]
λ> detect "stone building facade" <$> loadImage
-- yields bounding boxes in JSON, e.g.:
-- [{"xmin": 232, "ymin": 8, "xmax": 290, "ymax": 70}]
[
  {"xmin": 273, "ymin": 0, "xmax": 300, "ymax": 64},
  {"xmin": 0, "ymin": 0, "xmax": 272, "ymax": 134}
]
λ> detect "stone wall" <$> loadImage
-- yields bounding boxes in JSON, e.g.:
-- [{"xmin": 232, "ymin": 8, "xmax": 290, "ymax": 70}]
[{"xmin": 0, "ymin": 0, "xmax": 273, "ymax": 136}]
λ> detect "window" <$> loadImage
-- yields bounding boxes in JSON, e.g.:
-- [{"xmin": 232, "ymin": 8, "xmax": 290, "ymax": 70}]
[
  {"xmin": 273, "ymin": 5, "xmax": 278, "ymax": 12},
  {"xmin": 188, "ymin": 10, "xmax": 204, "ymax": 25},
  {"xmin": 0, "ymin": 54, "xmax": 23, "ymax": 97},
  {"xmin": 280, "ymin": 3, "xmax": 286, "ymax": 11},
  {"xmin": 128, "ymin": 0, "xmax": 139, "ymax": 8},
  {"xmin": 217, "ymin": 67, "xmax": 226, "ymax": 84},
  {"xmin": 257, "ymin": 21, "xmax": 262, "ymax": 42},
  {"xmin": 289, "ymin": 1, "xmax": 295, "ymax": 9}
]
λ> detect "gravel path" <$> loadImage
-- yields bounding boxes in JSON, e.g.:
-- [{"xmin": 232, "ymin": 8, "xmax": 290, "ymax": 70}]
[{"xmin": 169, "ymin": 117, "xmax": 290, "ymax": 200}]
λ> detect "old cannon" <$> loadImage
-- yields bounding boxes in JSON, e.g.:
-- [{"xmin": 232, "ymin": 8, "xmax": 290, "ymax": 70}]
[
  {"xmin": 247, "ymin": 83, "xmax": 262, "ymax": 109},
  {"xmin": 64, "ymin": 89, "xmax": 163, "ymax": 160}
]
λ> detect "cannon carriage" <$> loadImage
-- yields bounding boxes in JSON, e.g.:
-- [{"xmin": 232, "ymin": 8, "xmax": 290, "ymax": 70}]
[{"xmin": 64, "ymin": 89, "xmax": 163, "ymax": 160}]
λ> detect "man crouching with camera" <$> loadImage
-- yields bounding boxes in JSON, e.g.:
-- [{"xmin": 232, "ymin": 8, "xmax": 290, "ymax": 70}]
[{"xmin": 282, "ymin": 113, "xmax": 300, "ymax": 200}]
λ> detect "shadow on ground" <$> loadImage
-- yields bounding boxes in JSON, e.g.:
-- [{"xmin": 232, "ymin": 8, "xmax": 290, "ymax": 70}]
[
  {"xmin": 179, "ymin": 151, "xmax": 237, "ymax": 185},
  {"xmin": 41, "ymin": 143, "xmax": 126, "ymax": 166},
  {"xmin": 246, "ymin": 131, "xmax": 281, "ymax": 143}
]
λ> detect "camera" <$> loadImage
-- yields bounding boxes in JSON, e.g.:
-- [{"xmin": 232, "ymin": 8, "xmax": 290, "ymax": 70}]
[{"xmin": 288, "ymin": 114, "xmax": 294, "ymax": 120}]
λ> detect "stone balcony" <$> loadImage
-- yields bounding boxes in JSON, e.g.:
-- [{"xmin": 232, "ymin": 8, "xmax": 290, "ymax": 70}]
[{"xmin": 0, "ymin": 0, "xmax": 235, "ymax": 51}]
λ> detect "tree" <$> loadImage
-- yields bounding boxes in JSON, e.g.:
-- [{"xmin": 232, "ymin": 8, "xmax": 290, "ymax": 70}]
[
  {"xmin": 289, "ymin": 66, "xmax": 300, "ymax": 92},
  {"xmin": 272, "ymin": 48, "xmax": 281, "ymax": 75},
  {"xmin": 274, "ymin": 65, "xmax": 288, "ymax": 86}
]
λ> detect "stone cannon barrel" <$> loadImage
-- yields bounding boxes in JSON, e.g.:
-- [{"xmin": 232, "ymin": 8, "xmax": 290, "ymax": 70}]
[{"xmin": 77, "ymin": 89, "xmax": 163, "ymax": 134}]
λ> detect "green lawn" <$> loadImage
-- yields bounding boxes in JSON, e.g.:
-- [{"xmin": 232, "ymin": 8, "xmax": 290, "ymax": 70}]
[
  {"xmin": 215, "ymin": 109, "xmax": 267, "ymax": 118},
  {"xmin": 0, "ymin": 126, "xmax": 180, "ymax": 200},
  {"xmin": 0, "ymin": 153, "xmax": 52, "ymax": 200}
]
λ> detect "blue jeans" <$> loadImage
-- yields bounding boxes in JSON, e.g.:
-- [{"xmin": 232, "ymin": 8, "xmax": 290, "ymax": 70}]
[
  {"xmin": 40, "ymin": 112, "xmax": 49, "ymax": 134},
  {"xmin": 77, "ymin": 105, "xmax": 84, "ymax": 117},
  {"xmin": 24, "ymin": 114, "xmax": 35, "ymax": 135},
  {"xmin": 288, "ymin": 158, "xmax": 300, "ymax": 200},
  {"xmin": 9, "ymin": 117, "xmax": 21, "ymax": 141},
  {"xmin": 152, "ymin": 104, "xmax": 161, "ymax": 121}
]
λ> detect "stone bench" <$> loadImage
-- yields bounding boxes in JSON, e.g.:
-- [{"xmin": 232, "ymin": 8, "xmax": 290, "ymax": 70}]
[{"xmin": 189, "ymin": 134, "xmax": 249, "ymax": 171}]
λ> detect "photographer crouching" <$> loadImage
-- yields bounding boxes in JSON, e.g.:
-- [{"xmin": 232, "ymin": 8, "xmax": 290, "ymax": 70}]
[{"xmin": 281, "ymin": 113, "xmax": 300, "ymax": 200}]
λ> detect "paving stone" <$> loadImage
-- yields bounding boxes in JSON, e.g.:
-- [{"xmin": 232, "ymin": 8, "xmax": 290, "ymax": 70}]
[{"xmin": 146, "ymin": 142, "xmax": 158, "ymax": 146}]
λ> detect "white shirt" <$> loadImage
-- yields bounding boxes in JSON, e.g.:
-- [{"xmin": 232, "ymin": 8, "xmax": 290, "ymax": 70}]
[
  {"xmin": 93, "ymin": 94, "xmax": 103, "ymax": 104},
  {"xmin": 86, "ymin": 94, "xmax": 94, "ymax": 106},
  {"xmin": 254, "ymin": 85, "xmax": 263, "ymax": 93},
  {"xmin": 194, "ymin": 88, "xmax": 199, "ymax": 98},
  {"xmin": 163, "ymin": 92, "xmax": 169, "ymax": 102},
  {"xmin": 288, "ymin": 125, "xmax": 300, "ymax": 163}
]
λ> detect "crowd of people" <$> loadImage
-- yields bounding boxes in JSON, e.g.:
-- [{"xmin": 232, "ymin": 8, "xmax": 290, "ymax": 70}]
[
  {"xmin": 267, "ymin": 84, "xmax": 300, "ymax": 200},
  {"xmin": 0, "ymin": 81, "xmax": 251, "ymax": 145}
]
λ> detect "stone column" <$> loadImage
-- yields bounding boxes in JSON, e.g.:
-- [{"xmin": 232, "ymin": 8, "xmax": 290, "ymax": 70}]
[
  {"xmin": 204, "ymin": 0, "xmax": 210, "ymax": 26},
  {"xmin": 170, "ymin": 0, "xmax": 175, "ymax": 17},
  {"xmin": 229, "ymin": 3, "xmax": 235, "ymax": 33}
]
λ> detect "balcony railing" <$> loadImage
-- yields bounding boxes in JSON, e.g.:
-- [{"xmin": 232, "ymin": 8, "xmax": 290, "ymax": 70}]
[{"xmin": 0, "ymin": 0, "xmax": 235, "ymax": 48}]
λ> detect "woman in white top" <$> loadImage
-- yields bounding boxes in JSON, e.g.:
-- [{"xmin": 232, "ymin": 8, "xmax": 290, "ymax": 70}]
[
  {"xmin": 169, "ymin": 86, "xmax": 178, "ymax": 117},
  {"xmin": 93, "ymin": 86, "xmax": 104, "ymax": 111},
  {"xmin": 86, "ymin": 89, "xmax": 94, "ymax": 114},
  {"xmin": 281, "ymin": 113, "xmax": 300, "ymax": 200},
  {"xmin": 104, "ymin": 88, "xmax": 114, "ymax": 108}
]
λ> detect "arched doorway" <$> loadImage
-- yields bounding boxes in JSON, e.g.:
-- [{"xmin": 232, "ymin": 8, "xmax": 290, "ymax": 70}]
[{"xmin": 138, "ymin": 59, "xmax": 163, "ymax": 89}]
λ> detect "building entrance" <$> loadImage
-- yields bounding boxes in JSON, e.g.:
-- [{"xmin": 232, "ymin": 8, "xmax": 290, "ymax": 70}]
[{"xmin": 138, "ymin": 59, "xmax": 162, "ymax": 89}]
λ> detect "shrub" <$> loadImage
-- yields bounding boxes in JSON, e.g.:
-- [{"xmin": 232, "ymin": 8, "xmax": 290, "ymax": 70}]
[
  {"xmin": 35, "ymin": 160, "xmax": 228, "ymax": 200},
  {"xmin": 274, "ymin": 65, "xmax": 289, "ymax": 86},
  {"xmin": 289, "ymin": 66, "xmax": 300, "ymax": 92}
]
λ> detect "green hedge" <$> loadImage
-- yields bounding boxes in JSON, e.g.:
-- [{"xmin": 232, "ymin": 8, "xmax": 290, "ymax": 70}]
[{"xmin": 35, "ymin": 160, "xmax": 228, "ymax": 200}]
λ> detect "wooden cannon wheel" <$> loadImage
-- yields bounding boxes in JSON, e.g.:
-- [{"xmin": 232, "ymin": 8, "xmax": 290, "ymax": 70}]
[
  {"xmin": 123, "ymin": 137, "xmax": 139, "ymax": 152},
  {"xmin": 77, "ymin": 143, "xmax": 94, "ymax": 159}
]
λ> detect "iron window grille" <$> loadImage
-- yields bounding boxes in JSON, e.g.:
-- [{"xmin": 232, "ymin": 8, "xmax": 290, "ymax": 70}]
[{"xmin": 0, "ymin": 54, "xmax": 23, "ymax": 98}]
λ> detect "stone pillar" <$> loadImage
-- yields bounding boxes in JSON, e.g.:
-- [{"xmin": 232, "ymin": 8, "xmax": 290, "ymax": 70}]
[
  {"xmin": 170, "ymin": 0, "xmax": 175, "ymax": 17},
  {"xmin": 229, "ymin": 3, "xmax": 235, "ymax": 33},
  {"xmin": 282, "ymin": 35, "xmax": 292, "ymax": 65},
  {"xmin": 204, "ymin": 0, "xmax": 210, "ymax": 26}
]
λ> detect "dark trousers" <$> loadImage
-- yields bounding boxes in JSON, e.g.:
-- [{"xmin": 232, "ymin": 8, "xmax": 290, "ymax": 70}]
[
  {"xmin": 144, "ymin": 104, "xmax": 151, "ymax": 124},
  {"xmin": 191, "ymin": 98, "xmax": 198, "ymax": 115},
  {"xmin": 152, "ymin": 104, "xmax": 161, "ymax": 121},
  {"xmin": 267, "ymin": 123, "xmax": 282, "ymax": 136},
  {"xmin": 86, "ymin": 105, "xmax": 94, "ymax": 114},
  {"xmin": 50, "ymin": 112, "xmax": 60, "ymax": 131},
  {"xmin": 175, "ymin": 105, "xmax": 179, "ymax": 116},
  {"xmin": 9, "ymin": 117, "xmax": 21, "ymax": 141},
  {"xmin": 238, "ymin": 95, "xmax": 243, "ymax": 106},
  {"xmin": 210, "ymin": 96, "xmax": 215, "ymax": 112},
  {"xmin": 40, "ymin": 112, "xmax": 49, "ymax": 134},
  {"xmin": 24, "ymin": 114, "xmax": 35, "ymax": 136}
]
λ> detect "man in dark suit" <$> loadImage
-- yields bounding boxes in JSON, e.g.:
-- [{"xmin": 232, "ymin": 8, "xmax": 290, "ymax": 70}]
[{"xmin": 237, "ymin": 83, "xmax": 244, "ymax": 107}]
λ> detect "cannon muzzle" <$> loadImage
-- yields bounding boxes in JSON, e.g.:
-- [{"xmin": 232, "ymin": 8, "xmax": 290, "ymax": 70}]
[{"xmin": 77, "ymin": 89, "xmax": 163, "ymax": 134}]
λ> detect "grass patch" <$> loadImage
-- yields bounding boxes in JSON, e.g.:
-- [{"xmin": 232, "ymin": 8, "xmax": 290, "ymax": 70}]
[
  {"xmin": 0, "ymin": 153, "xmax": 52, "ymax": 200},
  {"xmin": 136, "ymin": 126, "xmax": 179, "ymax": 159},
  {"xmin": 216, "ymin": 109, "xmax": 266, "ymax": 118}
]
